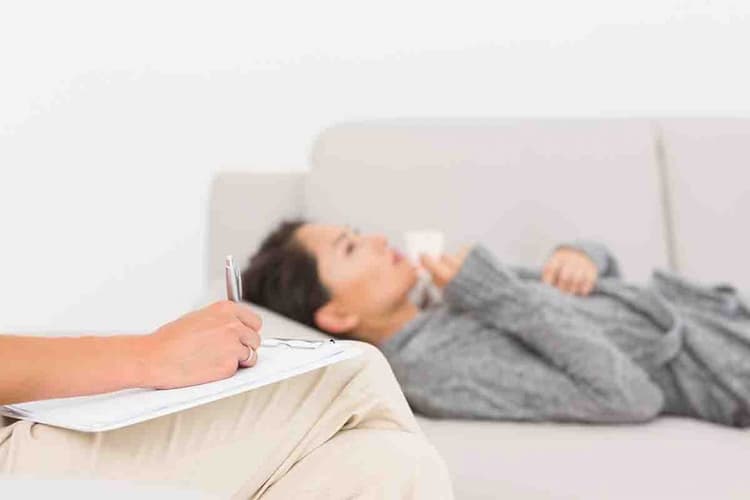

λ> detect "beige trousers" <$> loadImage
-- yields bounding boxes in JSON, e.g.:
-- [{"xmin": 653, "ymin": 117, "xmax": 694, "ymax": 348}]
[{"xmin": 0, "ymin": 342, "xmax": 452, "ymax": 499}]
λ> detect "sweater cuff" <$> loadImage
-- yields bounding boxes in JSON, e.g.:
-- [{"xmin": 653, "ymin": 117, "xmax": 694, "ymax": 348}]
[{"xmin": 443, "ymin": 245, "xmax": 516, "ymax": 311}]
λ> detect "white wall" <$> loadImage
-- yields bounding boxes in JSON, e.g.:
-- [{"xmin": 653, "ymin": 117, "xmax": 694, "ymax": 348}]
[{"xmin": 1, "ymin": 1, "xmax": 749, "ymax": 333}]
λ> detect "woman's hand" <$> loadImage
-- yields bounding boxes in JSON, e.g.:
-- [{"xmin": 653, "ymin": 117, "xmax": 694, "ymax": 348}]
[
  {"xmin": 419, "ymin": 246, "xmax": 472, "ymax": 288},
  {"xmin": 542, "ymin": 247, "xmax": 598, "ymax": 296},
  {"xmin": 139, "ymin": 301, "xmax": 263, "ymax": 390}
]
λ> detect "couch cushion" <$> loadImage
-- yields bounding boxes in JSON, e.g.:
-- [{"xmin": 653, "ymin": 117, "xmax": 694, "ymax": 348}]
[
  {"xmin": 306, "ymin": 119, "xmax": 669, "ymax": 282},
  {"xmin": 417, "ymin": 415, "xmax": 750, "ymax": 500},
  {"xmin": 658, "ymin": 119, "xmax": 750, "ymax": 294}
]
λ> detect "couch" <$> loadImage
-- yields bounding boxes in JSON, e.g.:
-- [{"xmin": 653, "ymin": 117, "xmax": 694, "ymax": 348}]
[{"xmin": 205, "ymin": 119, "xmax": 750, "ymax": 499}]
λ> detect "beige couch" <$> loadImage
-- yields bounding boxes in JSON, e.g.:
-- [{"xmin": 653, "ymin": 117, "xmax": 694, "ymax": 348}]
[{"xmin": 206, "ymin": 119, "xmax": 750, "ymax": 499}]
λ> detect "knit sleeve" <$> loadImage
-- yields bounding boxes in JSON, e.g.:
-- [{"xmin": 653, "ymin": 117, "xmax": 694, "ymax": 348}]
[{"xmin": 441, "ymin": 245, "xmax": 664, "ymax": 423}]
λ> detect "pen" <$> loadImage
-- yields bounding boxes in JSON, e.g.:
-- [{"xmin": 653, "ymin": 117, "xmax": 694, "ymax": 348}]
[
  {"xmin": 224, "ymin": 255, "xmax": 332, "ymax": 349},
  {"xmin": 225, "ymin": 255, "xmax": 242, "ymax": 302}
]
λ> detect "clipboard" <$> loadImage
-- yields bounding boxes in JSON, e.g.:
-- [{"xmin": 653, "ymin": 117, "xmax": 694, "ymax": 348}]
[{"xmin": 0, "ymin": 340, "xmax": 360, "ymax": 432}]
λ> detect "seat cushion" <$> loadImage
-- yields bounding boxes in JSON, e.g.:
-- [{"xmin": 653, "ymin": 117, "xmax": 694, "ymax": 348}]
[{"xmin": 417, "ymin": 415, "xmax": 750, "ymax": 500}]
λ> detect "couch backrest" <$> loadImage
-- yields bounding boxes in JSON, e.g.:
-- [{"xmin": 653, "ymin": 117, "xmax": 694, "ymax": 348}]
[
  {"xmin": 658, "ymin": 119, "xmax": 750, "ymax": 292},
  {"xmin": 305, "ymin": 119, "xmax": 670, "ymax": 282}
]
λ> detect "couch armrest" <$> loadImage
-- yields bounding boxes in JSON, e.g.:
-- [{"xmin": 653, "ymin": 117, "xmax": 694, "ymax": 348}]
[{"xmin": 205, "ymin": 171, "xmax": 306, "ymax": 287}]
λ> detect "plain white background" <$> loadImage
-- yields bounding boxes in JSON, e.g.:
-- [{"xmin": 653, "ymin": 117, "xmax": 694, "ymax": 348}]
[{"xmin": 1, "ymin": 1, "xmax": 749, "ymax": 333}]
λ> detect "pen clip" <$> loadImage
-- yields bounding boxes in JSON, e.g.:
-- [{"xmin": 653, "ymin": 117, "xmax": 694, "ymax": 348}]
[
  {"xmin": 235, "ymin": 264, "xmax": 242, "ymax": 299},
  {"xmin": 225, "ymin": 255, "xmax": 241, "ymax": 302}
]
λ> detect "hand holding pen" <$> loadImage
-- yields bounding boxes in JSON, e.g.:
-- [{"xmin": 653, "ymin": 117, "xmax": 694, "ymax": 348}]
[{"xmin": 128, "ymin": 256, "xmax": 260, "ymax": 391}]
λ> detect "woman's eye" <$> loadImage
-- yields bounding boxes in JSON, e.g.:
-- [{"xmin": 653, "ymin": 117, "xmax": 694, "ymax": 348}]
[{"xmin": 346, "ymin": 242, "xmax": 355, "ymax": 255}]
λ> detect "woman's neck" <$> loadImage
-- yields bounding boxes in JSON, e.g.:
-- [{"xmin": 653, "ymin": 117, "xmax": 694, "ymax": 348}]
[{"xmin": 353, "ymin": 300, "xmax": 420, "ymax": 346}]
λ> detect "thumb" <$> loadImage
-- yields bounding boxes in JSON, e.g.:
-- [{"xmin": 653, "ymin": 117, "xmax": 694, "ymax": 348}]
[
  {"xmin": 420, "ymin": 254, "xmax": 437, "ymax": 272},
  {"xmin": 420, "ymin": 254, "xmax": 452, "ymax": 287}
]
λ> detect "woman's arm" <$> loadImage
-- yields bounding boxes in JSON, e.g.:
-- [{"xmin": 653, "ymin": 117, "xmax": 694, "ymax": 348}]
[
  {"xmin": 0, "ymin": 301, "xmax": 262, "ymax": 405},
  {"xmin": 0, "ymin": 334, "xmax": 148, "ymax": 405},
  {"xmin": 422, "ymin": 247, "xmax": 663, "ymax": 422}
]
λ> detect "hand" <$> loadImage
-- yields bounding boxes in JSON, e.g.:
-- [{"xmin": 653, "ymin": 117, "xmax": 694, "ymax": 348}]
[
  {"xmin": 139, "ymin": 301, "xmax": 263, "ymax": 390},
  {"xmin": 542, "ymin": 247, "xmax": 598, "ymax": 296},
  {"xmin": 419, "ymin": 246, "xmax": 472, "ymax": 288}
]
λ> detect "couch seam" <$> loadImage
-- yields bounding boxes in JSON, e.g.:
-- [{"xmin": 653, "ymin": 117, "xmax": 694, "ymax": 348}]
[{"xmin": 652, "ymin": 120, "xmax": 680, "ymax": 273}]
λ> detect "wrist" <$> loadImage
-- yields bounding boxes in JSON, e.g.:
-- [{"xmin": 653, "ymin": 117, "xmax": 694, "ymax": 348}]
[
  {"xmin": 443, "ymin": 245, "xmax": 510, "ymax": 309},
  {"xmin": 120, "ymin": 334, "xmax": 157, "ymax": 389}
]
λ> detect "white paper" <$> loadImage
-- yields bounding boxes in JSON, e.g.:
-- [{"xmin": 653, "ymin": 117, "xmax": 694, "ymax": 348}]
[{"xmin": 1, "ymin": 342, "xmax": 361, "ymax": 432}]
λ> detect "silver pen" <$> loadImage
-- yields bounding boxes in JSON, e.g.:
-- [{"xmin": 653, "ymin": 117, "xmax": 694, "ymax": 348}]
[
  {"xmin": 224, "ymin": 255, "xmax": 333, "ymax": 350},
  {"xmin": 225, "ymin": 255, "xmax": 242, "ymax": 302}
]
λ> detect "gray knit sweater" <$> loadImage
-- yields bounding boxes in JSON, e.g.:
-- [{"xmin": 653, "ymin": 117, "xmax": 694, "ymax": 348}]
[{"xmin": 379, "ymin": 243, "xmax": 750, "ymax": 427}]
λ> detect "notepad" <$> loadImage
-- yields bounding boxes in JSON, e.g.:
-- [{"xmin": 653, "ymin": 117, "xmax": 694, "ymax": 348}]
[{"xmin": 0, "ymin": 339, "xmax": 360, "ymax": 433}]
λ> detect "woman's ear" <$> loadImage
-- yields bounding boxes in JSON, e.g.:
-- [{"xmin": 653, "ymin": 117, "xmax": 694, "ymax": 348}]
[{"xmin": 314, "ymin": 302, "xmax": 359, "ymax": 334}]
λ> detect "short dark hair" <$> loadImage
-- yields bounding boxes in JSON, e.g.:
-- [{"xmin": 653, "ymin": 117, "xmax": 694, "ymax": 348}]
[{"xmin": 241, "ymin": 219, "xmax": 331, "ymax": 330}]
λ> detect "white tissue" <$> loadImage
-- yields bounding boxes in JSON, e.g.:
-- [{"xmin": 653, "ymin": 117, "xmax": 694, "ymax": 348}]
[
  {"xmin": 403, "ymin": 230, "xmax": 445, "ymax": 264},
  {"xmin": 403, "ymin": 230, "xmax": 445, "ymax": 308}
]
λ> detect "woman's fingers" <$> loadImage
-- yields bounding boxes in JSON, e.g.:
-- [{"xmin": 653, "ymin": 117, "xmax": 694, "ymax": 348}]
[
  {"xmin": 238, "ymin": 346, "xmax": 257, "ymax": 368},
  {"xmin": 571, "ymin": 269, "xmax": 589, "ymax": 296},
  {"xmin": 238, "ymin": 330, "xmax": 260, "ymax": 368},
  {"xmin": 233, "ymin": 302, "xmax": 263, "ymax": 332},
  {"xmin": 440, "ymin": 254, "xmax": 461, "ymax": 271},
  {"xmin": 558, "ymin": 265, "xmax": 577, "ymax": 293},
  {"xmin": 542, "ymin": 256, "xmax": 562, "ymax": 286},
  {"xmin": 544, "ymin": 249, "xmax": 598, "ymax": 296},
  {"xmin": 582, "ymin": 269, "xmax": 598, "ymax": 296},
  {"xmin": 421, "ymin": 255, "xmax": 454, "ymax": 287},
  {"xmin": 239, "ymin": 331, "xmax": 261, "ymax": 351}
]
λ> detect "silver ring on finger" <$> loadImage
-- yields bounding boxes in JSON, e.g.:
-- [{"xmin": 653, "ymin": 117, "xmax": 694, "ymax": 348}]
[{"xmin": 244, "ymin": 348, "xmax": 255, "ymax": 363}]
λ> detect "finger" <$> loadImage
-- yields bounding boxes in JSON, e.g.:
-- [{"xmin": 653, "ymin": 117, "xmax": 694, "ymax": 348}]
[
  {"xmin": 457, "ymin": 245, "xmax": 472, "ymax": 260},
  {"xmin": 233, "ymin": 303, "xmax": 263, "ymax": 332},
  {"xmin": 542, "ymin": 256, "xmax": 561, "ymax": 285},
  {"xmin": 239, "ymin": 330, "xmax": 261, "ymax": 351},
  {"xmin": 238, "ymin": 347, "xmax": 257, "ymax": 368},
  {"xmin": 568, "ymin": 268, "xmax": 585, "ymax": 294},
  {"xmin": 558, "ymin": 265, "xmax": 576, "ymax": 293},
  {"xmin": 580, "ymin": 278, "xmax": 594, "ymax": 296},
  {"xmin": 582, "ymin": 270, "xmax": 597, "ymax": 296},
  {"xmin": 441, "ymin": 254, "xmax": 461, "ymax": 272},
  {"xmin": 573, "ymin": 270, "xmax": 589, "ymax": 296},
  {"xmin": 419, "ymin": 254, "xmax": 437, "ymax": 270},
  {"xmin": 420, "ymin": 255, "xmax": 453, "ymax": 284}
]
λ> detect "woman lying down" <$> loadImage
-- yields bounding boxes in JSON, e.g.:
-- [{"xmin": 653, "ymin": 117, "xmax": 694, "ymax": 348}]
[{"xmin": 242, "ymin": 220, "xmax": 750, "ymax": 428}]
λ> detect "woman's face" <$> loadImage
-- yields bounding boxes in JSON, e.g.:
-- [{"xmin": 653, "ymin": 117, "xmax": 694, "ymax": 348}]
[{"xmin": 294, "ymin": 223, "xmax": 418, "ymax": 321}]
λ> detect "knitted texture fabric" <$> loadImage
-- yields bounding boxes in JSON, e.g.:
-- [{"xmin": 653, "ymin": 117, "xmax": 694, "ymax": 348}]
[{"xmin": 380, "ymin": 243, "xmax": 750, "ymax": 427}]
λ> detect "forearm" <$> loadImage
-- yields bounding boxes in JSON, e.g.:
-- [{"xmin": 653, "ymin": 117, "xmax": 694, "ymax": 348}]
[
  {"xmin": 443, "ymin": 246, "xmax": 663, "ymax": 417},
  {"xmin": 444, "ymin": 247, "xmax": 629, "ymax": 378},
  {"xmin": 0, "ymin": 334, "xmax": 149, "ymax": 405}
]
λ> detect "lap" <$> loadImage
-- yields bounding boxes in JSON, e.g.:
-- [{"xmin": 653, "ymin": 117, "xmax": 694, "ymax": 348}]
[{"xmin": 0, "ymin": 342, "xmax": 426, "ymax": 498}]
